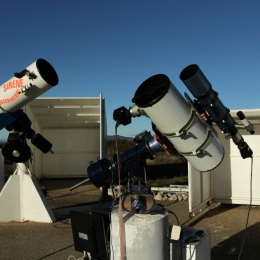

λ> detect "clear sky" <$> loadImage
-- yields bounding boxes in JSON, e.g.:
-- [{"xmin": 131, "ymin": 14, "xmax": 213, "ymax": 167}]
[{"xmin": 0, "ymin": 0, "xmax": 260, "ymax": 140}]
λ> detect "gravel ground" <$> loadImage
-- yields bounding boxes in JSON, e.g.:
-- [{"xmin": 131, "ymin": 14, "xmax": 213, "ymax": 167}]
[{"xmin": 0, "ymin": 179, "xmax": 259, "ymax": 259}]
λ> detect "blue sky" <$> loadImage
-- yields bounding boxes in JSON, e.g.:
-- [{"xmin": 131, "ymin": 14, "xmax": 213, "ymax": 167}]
[{"xmin": 0, "ymin": 0, "xmax": 260, "ymax": 140}]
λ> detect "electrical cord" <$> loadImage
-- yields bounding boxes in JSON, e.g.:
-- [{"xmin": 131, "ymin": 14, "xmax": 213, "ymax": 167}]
[
  {"xmin": 162, "ymin": 207, "xmax": 183, "ymax": 260},
  {"xmin": 237, "ymin": 156, "xmax": 253, "ymax": 260},
  {"xmin": 68, "ymin": 251, "xmax": 89, "ymax": 260},
  {"xmin": 178, "ymin": 240, "xmax": 184, "ymax": 260},
  {"xmin": 187, "ymin": 244, "xmax": 196, "ymax": 260},
  {"xmin": 15, "ymin": 163, "xmax": 28, "ymax": 174},
  {"xmin": 37, "ymin": 244, "xmax": 74, "ymax": 259},
  {"xmin": 161, "ymin": 207, "xmax": 180, "ymax": 226},
  {"xmin": 115, "ymin": 122, "xmax": 126, "ymax": 260}
]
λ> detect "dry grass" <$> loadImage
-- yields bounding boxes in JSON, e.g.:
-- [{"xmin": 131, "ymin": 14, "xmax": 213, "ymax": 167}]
[
  {"xmin": 147, "ymin": 175, "xmax": 188, "ymax": 187},
  {"xmin": 4, "ymin": 142, "xmax": 188, "ymax": 187}
]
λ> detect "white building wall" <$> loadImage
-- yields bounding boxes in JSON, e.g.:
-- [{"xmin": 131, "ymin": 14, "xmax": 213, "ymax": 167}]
[
  {"xmin": 24, "ymin": 105, "xmax": 43, "ymax": 177},
  {"xmin": 42, "ymin": 128, "xmax": 100, "ymax": 178},
  {"xmin": 211, "ymin": 124, "xmax": 260, "ymax": 205},
  {"xmin": 25, "ymin": 96, "xmax": 106, "ymax": 179},
  {"xmin": 188, "ymin": 110, "xmax": 260, "ymax": 212}
]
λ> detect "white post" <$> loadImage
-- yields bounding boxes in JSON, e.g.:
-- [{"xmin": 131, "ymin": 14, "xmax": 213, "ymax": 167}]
[
  {"xmin": 0, "ymin": 161, "xmax": 56, "ymax": 223},
  {"xmin": 110, "ymin": 209, "xmax": 169, "ymax": 260}
]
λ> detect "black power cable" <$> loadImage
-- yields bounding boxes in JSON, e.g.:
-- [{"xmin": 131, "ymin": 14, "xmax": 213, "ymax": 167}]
[{"xmin": 237, "ymin": 157, "xmax": 254, "ymax": 260}]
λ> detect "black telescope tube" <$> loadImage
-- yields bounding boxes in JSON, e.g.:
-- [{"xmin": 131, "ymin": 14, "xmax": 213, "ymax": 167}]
[
  {"xmin": 180, "ymin": 64, "xmax": 212, "ymax": 99},
  {"xmin": 180, "ymin": 64, "xmax": 236, "ymax": 133},
  {"xmin": 132, "ymin": 74, "xmax": 170, "ymax": 108},
  {"xmin": 36, "ymin": 58, "xmax": 59, "ymax": 86},
  {"xmin": 180, "ymin": 64, "xmax": 253, "ymax": 159}
]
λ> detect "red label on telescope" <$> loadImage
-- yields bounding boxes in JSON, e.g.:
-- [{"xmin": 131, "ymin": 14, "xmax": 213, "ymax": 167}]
[
  {"xmin": 3, "ymin": 78, "xmax": 24, "ymax": 92},
  {"xmin": 0, "ymin": 78, "xmax": 24, "ymax": 105},
  {"xmin": 0, "ymin": 89, "xmax": 20, "ymax": 105},
  {"xmin": 155, "ymin": 134, "xmax": 175, "ymax": 155}
]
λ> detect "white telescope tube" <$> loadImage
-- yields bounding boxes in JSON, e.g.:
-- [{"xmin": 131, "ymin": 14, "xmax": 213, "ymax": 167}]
[
  {"xmin": 132, "ymin": 74, "xmax": 224, "ymax": 172},
  {"xmin": 0, "ymin": 58, "xmax": 58, "ymax": 113}
]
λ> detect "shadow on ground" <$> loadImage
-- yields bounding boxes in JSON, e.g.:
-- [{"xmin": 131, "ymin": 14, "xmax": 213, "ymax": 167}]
[{"xmin": 192, "ymin": 203, "xmax": 260, "ymax": 260}]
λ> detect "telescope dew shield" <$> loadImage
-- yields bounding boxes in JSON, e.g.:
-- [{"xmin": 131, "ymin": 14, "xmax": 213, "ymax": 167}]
[
  {"xmin": 0, "ymin": 58, "xmax": 59, "ymax": 113},
  {"xmin": 132, "ymin": 74, "xmax": 224, "ymax": 172},
  {"xmin": 180, "ymin": 64, "xmax": 253, "ymax": 159},
  {"xmin": 180, "ymin": 64, "xmax": 235, "ymax": 133}
]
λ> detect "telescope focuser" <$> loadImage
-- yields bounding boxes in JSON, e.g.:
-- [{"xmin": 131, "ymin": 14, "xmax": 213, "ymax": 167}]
[{"xmin": 113, "ymin": 106, "xmax": 132, "ymax": 126}]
